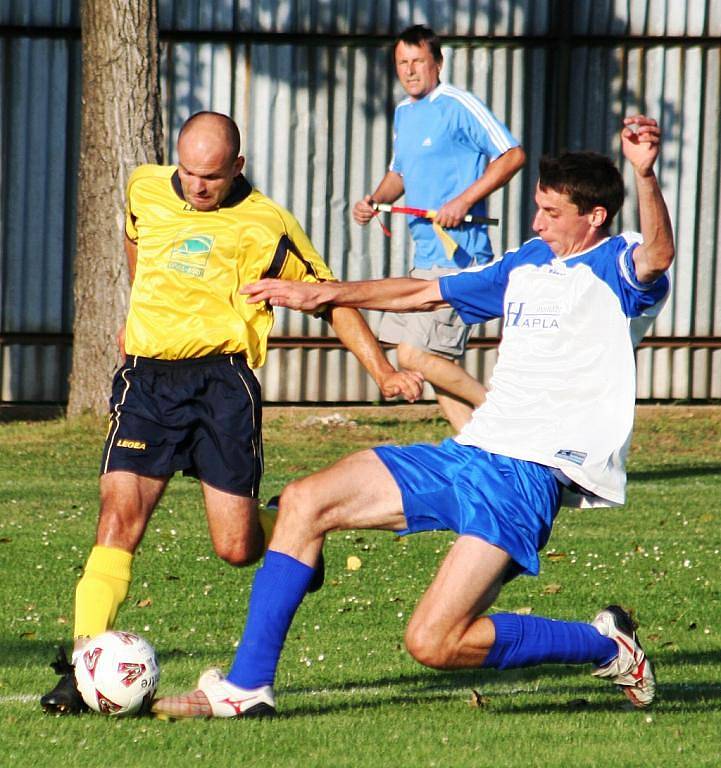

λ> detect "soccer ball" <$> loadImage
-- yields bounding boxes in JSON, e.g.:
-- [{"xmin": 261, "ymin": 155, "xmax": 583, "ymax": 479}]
[{"xmin": 74, "ymin": 631, "xmax": 160, "ymax": 716}]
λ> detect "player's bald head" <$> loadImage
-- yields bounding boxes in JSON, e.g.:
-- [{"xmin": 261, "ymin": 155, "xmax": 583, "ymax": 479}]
[
  {"xmin": 176, "ymin": 112, "xmax": 245, "ymax": 211},
  {"xmin": 178, "ymin": 112, "xmax": 241, "ymax": 163}
]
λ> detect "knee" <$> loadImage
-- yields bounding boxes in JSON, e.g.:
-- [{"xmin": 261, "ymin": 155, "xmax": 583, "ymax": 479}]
[
  {"xmin": 404, "ymin": 620, "xmax": 452, "ymax": 669},
  {"xmin": 214, "ymin": 538, "xmax": 262, "ymax": 568},
  {"xmin": 276, "ymin": 479, "xmax": 327, "ymax": 536},
  {"xmin": 396, "ymin": 343, "xmax": 424, "ymax": 371}
]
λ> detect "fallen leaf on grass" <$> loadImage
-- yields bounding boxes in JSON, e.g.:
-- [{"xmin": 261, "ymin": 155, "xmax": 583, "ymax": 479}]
[
  {"xmin": 136, "ymin": 598, "xmax": 153, "ymax": 608},
  {"xmin": 20, "ymin": 631, "xmax": 37, "ymax": 640},
  {"xmin": 346, "ymin": 556, "xmax": 362, "ymax": 571},
  {"xmin": 542, "ymin": 583, "xmax": 562, "ymax": 595},
  {"xmin": 546, "ymin": 552, "xmax": 566, "ymax": 562},
  {"xmin": 468, "ymin": 689, "xmax": 491, "ymax": 708}
]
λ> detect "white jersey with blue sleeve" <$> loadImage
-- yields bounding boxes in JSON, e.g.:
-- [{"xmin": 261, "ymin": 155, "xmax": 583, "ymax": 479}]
[
  {"xmin": 390, "ymin": 84, "xmax": 519, "ymax": 269},
  {"xmin": 439, "ymin": 234, "xmax": 670, "ymax": 507}
]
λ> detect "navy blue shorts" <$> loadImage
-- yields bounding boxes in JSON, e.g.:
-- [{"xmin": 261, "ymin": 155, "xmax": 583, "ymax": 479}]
[
  {"xmin": 101, "ymin": 354, "xmax": 263, "ymax": 496},
  {"xmin": 374, "ymin": 438, "xmax": 561, "ymax": 577}
]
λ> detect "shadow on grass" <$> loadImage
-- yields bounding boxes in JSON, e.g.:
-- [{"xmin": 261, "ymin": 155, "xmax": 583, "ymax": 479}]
[
  {"xmin": 14, "ymin": 642, "xmax": 721, "ymax": 717},
  {"xmin": 628, "ymin": 464, "xmax": 721, "ymax": 482},
  {"xmin": 277, "ymin": 675, "xmax": 721, "ymax": 718},
  {"xmin": 276, "ymin": 649, "xmax": 721, "ymax": 716}
]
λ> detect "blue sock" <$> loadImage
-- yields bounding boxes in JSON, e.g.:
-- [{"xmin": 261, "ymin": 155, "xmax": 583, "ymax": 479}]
[
  {"xmin": 228, "ymin": 549, "xmax": 316, "ymax": 688},
  {"xmin": 483, "ymin": 613, "xmax": 618, "ymax": 670}
]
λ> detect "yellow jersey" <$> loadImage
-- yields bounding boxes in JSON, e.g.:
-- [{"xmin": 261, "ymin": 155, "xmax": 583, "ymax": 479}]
[{"xmin": 124, "ymin": 164, "xmax": 335, "ymax": 365}]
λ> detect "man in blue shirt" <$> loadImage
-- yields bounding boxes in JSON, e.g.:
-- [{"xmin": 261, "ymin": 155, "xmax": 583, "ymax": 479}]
[{"xmin": 354, "ymin": 25, "xmax": 526, "ymax": 430}]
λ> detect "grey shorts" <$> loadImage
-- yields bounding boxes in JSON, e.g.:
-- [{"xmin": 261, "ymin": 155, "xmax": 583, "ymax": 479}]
[{"xmin": 378, "ymin": 267, "xmax": 472, "ymax": 360}]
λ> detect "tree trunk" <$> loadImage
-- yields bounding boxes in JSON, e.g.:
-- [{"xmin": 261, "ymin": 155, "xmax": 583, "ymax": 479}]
[{"xmin": 67, "ymin": 0, "xmax": 163, "ymax": 416}]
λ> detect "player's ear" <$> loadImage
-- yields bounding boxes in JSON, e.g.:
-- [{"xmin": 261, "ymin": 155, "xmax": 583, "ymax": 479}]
[
  {"xmin": 234, "ymin": 155, "xmax": 245, "ymax": 175},
  {"xmin": 589, "ymin": 206, "xmax": 608, "ymax": 229}
]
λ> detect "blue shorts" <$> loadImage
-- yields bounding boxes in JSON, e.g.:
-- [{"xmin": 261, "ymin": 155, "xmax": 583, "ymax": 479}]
[
  {"xmin": 374, "ymin": 438, "xmax": 561, "ymax": 577},
  {"xmin": 101, "ymin": 354, "xmax": 263, "ymax": 496}
]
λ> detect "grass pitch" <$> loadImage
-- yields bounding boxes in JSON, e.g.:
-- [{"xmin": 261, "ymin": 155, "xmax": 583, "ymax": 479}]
[{"xmin": 1, "ymin": 405, "xmax": 720, "ymax": 767}]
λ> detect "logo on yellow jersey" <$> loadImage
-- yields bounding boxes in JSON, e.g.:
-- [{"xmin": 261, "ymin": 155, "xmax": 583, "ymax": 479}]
[{"xmin": 167, "ymin": 232, "xmax": 215, "ymax": 277}]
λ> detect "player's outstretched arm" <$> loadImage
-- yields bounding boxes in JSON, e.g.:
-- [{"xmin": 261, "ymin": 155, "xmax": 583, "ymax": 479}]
[
  {"xmin": 325, "ymin": 306, "xmax": 424, "ymax": 402},
  {"xmin": 243, "ymin": 276, "xmax": 446, "ymax": 314},
  {"xmin": 622, "ymin": 115, "xmax": 675, "ymax": 283}
]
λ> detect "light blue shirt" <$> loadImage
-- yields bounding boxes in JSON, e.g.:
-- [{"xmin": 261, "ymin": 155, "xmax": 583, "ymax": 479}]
[{"xmin": 390, "ymin": 83, "xmax": 519, "ymax": 269}]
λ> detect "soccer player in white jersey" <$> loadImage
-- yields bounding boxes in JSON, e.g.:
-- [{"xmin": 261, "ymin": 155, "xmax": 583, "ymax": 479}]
[
  {"xmin": 152, "ymin": 115, "xmax": 673, "ymax": 719},
  {"xmin": 353, "ymin": 25, "xmax": 526, "ymax": 431}
]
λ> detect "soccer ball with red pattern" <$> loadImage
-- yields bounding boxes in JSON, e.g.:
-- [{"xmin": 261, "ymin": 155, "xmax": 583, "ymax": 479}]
[{"xmin": 74, "ymin": 631, "xmax": 160, "ymax": 716}]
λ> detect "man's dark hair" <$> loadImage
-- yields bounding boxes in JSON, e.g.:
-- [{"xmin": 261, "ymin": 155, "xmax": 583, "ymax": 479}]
[
  {"xmin": 395, "ymin": 25, "xmax": 442, "ymax": 63},
  {"xmin": 179, "ymin": 111, "xmax": 241, "ymax": 159},
  {"xmin": 538, "ymin": 151, "xmax": 625, "ymax": 225}
]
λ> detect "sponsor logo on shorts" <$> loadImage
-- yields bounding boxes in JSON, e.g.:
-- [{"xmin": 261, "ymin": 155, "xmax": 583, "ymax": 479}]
[
  {"xmin": 167, "ymin": 231, "xmax": 215, "ymax": 277},
  {"xmin": 116, "ymin": 438, "xmax": 147, "ymax": 450}
]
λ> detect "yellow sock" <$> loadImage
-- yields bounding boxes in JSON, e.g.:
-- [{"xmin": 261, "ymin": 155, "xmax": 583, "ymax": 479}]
[
  {"xmin": 258, "ymin": 505, "xmax": 278, "ymax": 552},
  {"xmin": 74, "ymin": 545, "xmax": 132, "ymax": 640}
]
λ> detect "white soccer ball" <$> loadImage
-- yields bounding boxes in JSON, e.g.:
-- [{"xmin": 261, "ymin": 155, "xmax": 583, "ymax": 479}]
[{"xmin": 74, "ymin": 631, "xmax": 160, "ymax": 716}]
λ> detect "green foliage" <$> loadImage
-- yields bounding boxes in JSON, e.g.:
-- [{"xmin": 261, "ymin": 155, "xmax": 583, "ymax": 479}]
[{"xmin": 1, "ymin": 406, "xmax": 719, "ymax": 767}]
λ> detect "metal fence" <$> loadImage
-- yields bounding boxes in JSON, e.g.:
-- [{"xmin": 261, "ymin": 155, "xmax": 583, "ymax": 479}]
[{"xmin": 1, "ymin": 0, "xmax": 720, "ymax": 404}]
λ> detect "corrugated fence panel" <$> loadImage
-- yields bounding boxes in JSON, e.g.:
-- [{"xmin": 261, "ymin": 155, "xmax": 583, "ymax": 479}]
[
  {"xmin": 2, "ymin": 1, "xmax": 721, "ymax": 404},
  {"xmin": 3, "ymin": 0, "xmax": 720, "ymax": 37},
  {"xmin": 0, "ymin": 0, "xmax": 78, "ymax": 26},
  {"xmin": 563, "ymin": 41, "xmax": 721, "ymax": 401},
  {"xmin": 574, "ymin": 0, "xmax": 721, "ymax": 36},
  {"xmin": 1, "ymin": 34, "xmax": 78, "ymax": 402},
  {"xmin": 156, "ymin": 0, "xmax": 555, "ymax": 36}
]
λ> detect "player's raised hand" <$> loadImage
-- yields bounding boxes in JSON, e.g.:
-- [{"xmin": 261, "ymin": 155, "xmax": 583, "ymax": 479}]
[
  {"xmin": 377, "ymin": 369, "xmax": 424, "ymax": 402},
  {"xmin": 243, "ymin": 278, "xmax": 331, "ymax": 312},
  {"xmin": 621, "ymin": 115, "xmax": 661, "ymax": 177},
  {"xmin": 353, "ymin": 195, "xmax": 377, "ymax": 225}
]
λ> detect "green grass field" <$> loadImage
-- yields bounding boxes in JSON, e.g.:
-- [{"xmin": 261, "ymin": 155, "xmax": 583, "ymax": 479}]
[{"xmin": 1, "ymin": 405, "xmax": 720, "ymax": 767}]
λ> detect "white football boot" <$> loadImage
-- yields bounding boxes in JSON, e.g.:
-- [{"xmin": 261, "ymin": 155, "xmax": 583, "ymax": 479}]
[
  {"xmin": 152, "ymin": 668, "xmax": 276, "ymax": 719},
  {"xmin": 591, "ymin": 605, "xmax": 656, "ymax": 708}
]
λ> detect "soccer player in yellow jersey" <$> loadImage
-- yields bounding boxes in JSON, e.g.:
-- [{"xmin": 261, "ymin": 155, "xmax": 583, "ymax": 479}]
[{"xmin": 41, "ymin": 111, "xmax": 423, "ymax": 714}]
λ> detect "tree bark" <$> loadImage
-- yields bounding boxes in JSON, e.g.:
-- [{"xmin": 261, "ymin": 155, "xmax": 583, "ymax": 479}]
[{"xmin": 67, "ymin": 0, "xmax": 163, "ymax": 416}]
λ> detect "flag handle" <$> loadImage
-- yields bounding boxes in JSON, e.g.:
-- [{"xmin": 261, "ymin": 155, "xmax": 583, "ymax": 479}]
[{"xmin": 371, "ymin": 202, "xmax": 498, "ymax": 226}]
